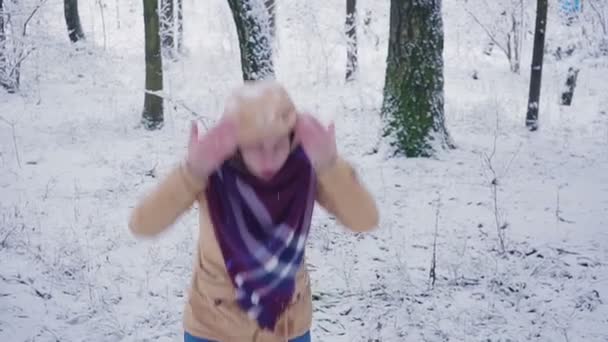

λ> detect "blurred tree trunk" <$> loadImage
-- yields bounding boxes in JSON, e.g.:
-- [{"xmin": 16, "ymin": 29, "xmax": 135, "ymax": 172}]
[
  {"xmin": 264, "ymin": 0, "xmax": 275, "ymax": 40},
  {"xmin": 161, "ymin": 0, "xmax": 175, "ymax": 58},
  {"xmin": 509, "ymin": 9, "xmax": 522, "ymax": 74},
  {"xmin": 560, "ymin": 67, "xmax": 579, "ymax": 106},
  {"xmin": 177, "ymin": 0, "xmax": 183, "ymax": 53},
  {"xmin": 0, "ymin": 0, "xmax": 5, "ymax": 90},
  {"xmin": 382, "ymin": 0, "xmax": 452, "ymax": 157},
  {"xmin": 0, "ymin": 0, "xmax": 4, "ymax": 53},
  {"xmin": 525, "ymin": 0, "xmax": 548, "ymax": 131},
  {"xmin": 64, "ymin": 0, "xmax": 85, "ymax": 43},
  {"xmin": 142, "ymin": 0, "xmax": 164, "ymax": 129},
  {"xmin": 0, "ymin": 0, "xmax": 3, "ymax": 34},
  {"xmin": 0, "ymin": 0, "xmax": 16, "ymax": 92},
  {"xmin": 345, "ymin": 0, "xmax": 358, "ymax": 81},
  {"xmin": 227, "ymin": 0, "xmax": 274, "ymax": 80}
]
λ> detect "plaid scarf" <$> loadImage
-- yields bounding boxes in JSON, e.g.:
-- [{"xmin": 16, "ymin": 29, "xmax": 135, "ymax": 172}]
[{"xmin": 205, "ymin": 146, "xmax": 316, "ymax": 330}]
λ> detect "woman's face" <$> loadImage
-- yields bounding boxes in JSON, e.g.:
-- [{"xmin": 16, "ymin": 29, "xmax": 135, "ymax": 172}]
[{"xmin": 240, "ymin": 134, "xmax": 291, "ymax": 181}]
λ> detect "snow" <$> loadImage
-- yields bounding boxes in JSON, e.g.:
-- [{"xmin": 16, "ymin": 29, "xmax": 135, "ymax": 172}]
[{"xmin": 1, "ymin": 0, "xmax": 607, "ymax": 341}]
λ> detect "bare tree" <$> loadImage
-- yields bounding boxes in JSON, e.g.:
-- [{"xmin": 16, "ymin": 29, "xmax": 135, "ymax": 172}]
[
  {"xmin": 362, "ymin": 9, "xmax": 380, "ymax": 48},
  {"xmin": 525, "ymin": 0, "xmax": 548, "ymax": 131},
  {"xmin": 1, "ymin": 0, "xmax": 46, "ymax": 92},
  {"xmin": 0, "ymin": 0, "xmax": 6, "ymax": 89},
  {"xmin": 552, "ymin": 0, "xmax": 607, "ymax": 59},
  {"xmin": 96, "ymin": 0, "xmax": 107, "ymax": 49},
  {"xmin": 160, "ymin": 0, "xmax": 175, "ymax": 58},
  {"xmin": 227, "ymin": 0, "xmax": 274, "ymax": 81},
  {"xmin": 465, "ymin": 0, "xmax": 526, "ymax": 73},
  {"xmin": 264, "ymin": 0, "xmax": 275, "ymax": 40},
  {"xmin": 345, "ymin": 0, "xmax": 357, "ymax": 81},
  {"xmin": 429, "ymin": 196, "xmax": 440, "ymax": 289},
  {"xmin": 560, "ymin": 67, "xmax": 579, "ymax": 106},
  {"xmin": 142, "ymin": 0, "xmax": 164, "ymax": 129},
  {"xmin": 176, "ymin": 0, "xmax": 183, "ymax": 53},
  {"xmin": 64, "ymin": 0, "xmax": 85, "ymax": 43},
  {"xmin": 584, "ymin": 0, "xmax": 607, "ymax": 56}
]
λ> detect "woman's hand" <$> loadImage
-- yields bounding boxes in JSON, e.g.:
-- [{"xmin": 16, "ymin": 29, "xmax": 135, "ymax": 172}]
[
  {"xmin": 294, "ymin": 113, "xmax": 338, "ymax": 173},
  {"xmin": 185, "ymin": 117, "xmax": 238, "ymax": 181}
]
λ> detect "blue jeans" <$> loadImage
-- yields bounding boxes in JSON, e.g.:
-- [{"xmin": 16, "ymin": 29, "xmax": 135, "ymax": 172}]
[{"xmin": 184, "ymin": 331, "xmax": 311, "ymax": 342}]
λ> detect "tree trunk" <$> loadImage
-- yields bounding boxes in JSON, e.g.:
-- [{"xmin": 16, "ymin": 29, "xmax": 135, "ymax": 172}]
[
  {"xmin": 0, "ymin": 0, "xmax": 17, "ymax": 93},
  {"xmin": 381, "ymin": 0, "xmax": 452, "ymax": 157},
  {"xmin": 177, "ymin": 0, "xmax": 183, "ymax": 53},
  {"xmin": 345, "ymin": 0, "xmax": 357, "ymax": 82},
  {"xmin": 0, "ymin": 0, "xmax": 12, "ymax": 92},
  {"xmin": 560, "ymin": 67, "xmax": 579, "ymax": 106},
  {"xmin": 161, "ymin": 0, "xmax": 174, "ymax": 57},
  {"xmin": 142, "ymin": 0, "xmax": 164, "ymax": 129},
  {"xmin": 525, "ymin": 0, "xmax": 548, "ymax": 131},
  {"xmin": 511, "ymin": 12, "xmax": 521, "ymax": 74},
  {"xmin": 264, "ymin": 0, "xmax": 275, "ymax": 40},
  {"xmin": 0, "ymin": 0, "xmax": 4, "ymax": 42},
  {"xmin": 0, "ymin": 0, "xmax": 4, "ymax": 53},
  {"xmin": 97, "ymin": 0, "xmax": 107, "ymax": 49},
  {"xmin": 64, "ymin": 0, "xmax": 85, "ymax": 43},
  {"xmin": 0, "ymin": 0, "xmax": 5, "ymax": 90},
  {"xmin": 227, "ymin": 0, "xmax": 274, "ymax": 81}
]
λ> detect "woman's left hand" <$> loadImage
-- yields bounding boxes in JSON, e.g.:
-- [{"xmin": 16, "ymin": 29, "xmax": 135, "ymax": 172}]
[{"xmin": 294, "ymin": 113, "xmax": 338, "ymax": 172}]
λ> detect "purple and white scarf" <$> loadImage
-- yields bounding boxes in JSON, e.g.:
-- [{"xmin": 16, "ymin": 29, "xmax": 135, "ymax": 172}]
[{"xmin": 205, "ymin": 146, "xmax": 316, "ymax": 330}]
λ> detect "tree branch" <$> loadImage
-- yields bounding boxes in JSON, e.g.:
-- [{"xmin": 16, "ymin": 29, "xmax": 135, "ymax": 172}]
[
  {"xmin": 465, "ymin": 7, "xmax": 509, "ymax": 58},
  {"xmin": 588, "ymin": 0, "xmax": 607, "ymax": 35},
  {"xmin": 1, "ymin": 224, "xmax": 20, "ymax": 249},
  {"xmin": 6, "ymin": 46, "xmax": 35, "ymax": 77},
  {"xmin": 22, "ymin": 0, "xmax": 48, "ymax": 36}
]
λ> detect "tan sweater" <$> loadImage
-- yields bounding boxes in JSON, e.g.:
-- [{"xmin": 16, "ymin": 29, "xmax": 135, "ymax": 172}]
[{"xmin": 128, "ymin": 157, "xmax": 379, "ymax": 341}]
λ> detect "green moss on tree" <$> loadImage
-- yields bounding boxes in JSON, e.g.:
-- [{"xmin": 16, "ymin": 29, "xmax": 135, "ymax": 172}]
[{"xmin": 382, "ymin": 0, "xmax": 452, "ymax": 157}]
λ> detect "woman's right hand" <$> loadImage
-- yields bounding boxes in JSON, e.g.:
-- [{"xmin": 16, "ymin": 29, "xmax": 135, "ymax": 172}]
[{"xmin": 185, "ymin": 117, "xmax": 239, "ymax": 182}]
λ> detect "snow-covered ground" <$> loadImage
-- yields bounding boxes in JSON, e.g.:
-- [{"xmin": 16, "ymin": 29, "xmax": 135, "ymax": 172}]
[{"xmin": 1, "ymin": 0, "xmax": 607, "ymax": 341}]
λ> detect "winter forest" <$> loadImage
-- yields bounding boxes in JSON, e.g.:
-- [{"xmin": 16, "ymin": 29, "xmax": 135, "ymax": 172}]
[{"xmin": 1, "ymin": 0, "xmax": 607, "ymax": 340}]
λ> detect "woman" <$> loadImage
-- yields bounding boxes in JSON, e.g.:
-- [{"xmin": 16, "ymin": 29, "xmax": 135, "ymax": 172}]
[{"xmin": 129, "ymin": 80, "xmax": 379, "ymax": 341}]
